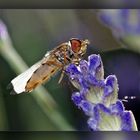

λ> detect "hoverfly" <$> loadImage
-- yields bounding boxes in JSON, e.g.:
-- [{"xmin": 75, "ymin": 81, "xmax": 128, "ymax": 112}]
[{"xmin": 9, "ymin": 38, "xmax": 90, "ymax": 95}]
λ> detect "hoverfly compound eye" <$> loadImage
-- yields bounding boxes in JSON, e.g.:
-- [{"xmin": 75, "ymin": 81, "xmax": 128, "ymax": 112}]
[{"xmin": 70, "ymin": 39, "xmax": 81, "ymax": 53}]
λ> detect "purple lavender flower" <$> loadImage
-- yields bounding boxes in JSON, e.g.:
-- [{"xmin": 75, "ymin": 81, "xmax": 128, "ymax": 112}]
[
  {"xmin": 0, "ymin": 20, "xmax": 8, "ymax": 40},
  {"xmin": 66, "ymin": 54, "xmax": 138, "ymax": 131},
  {"xmin": 98, "ymin": 9, "xmax": 140, "ymax": 38}
]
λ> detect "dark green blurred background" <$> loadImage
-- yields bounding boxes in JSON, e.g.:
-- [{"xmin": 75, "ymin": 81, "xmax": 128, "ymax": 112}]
[{"xmin": 0, "ymin": 9, "xmax": 140, "ymax": 131}]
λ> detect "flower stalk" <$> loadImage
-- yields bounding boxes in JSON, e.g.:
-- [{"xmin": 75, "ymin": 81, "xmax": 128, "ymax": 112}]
[{"xmin": 0, "ymin": 20, "xmax": 74, "ymax": 130}]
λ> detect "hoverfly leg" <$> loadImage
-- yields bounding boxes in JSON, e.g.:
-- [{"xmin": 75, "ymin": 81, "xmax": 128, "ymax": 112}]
[{"xmin": 58, "ymin": 69, "xmax": 65, "ymax": 84}]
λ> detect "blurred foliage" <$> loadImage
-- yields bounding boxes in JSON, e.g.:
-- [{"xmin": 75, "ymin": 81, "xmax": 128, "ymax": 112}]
[
  {"xmin": 0, "ymin": 9, "xmax": 140, "ymax": 131},
  {"xmin": 98, "ymin": 9, "xmax": 140, "ymax": 53}
]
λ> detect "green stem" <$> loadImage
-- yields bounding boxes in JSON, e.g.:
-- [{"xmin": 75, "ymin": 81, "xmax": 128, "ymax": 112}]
[{"xmin": 0, "ymin": 20, "xmax": 74, "ymax": 130}]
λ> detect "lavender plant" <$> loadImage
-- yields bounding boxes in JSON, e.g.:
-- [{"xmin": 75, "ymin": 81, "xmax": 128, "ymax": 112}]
[
  {"xmin": 98, "ymin": 9, "xmax": 140, "ymax": 53},
  {"xmin": 66, "ymin": 54, "xmax": 138, "ymax": 131},
  {"xmin": 98, "ymin": 9, "xmax": 140, "ymax": 37}
]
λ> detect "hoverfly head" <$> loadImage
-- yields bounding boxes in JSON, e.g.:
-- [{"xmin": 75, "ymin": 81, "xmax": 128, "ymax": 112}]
[{"xmin": 69, "ymin": 38, "xmax": 90, "ymax": 57}]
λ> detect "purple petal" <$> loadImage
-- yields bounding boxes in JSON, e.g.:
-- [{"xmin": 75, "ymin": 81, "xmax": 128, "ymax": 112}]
[
  {"xmin": 121, "ymin": 111, "xmax": 133, "ymax": 131},
  {"xmin": 79, "ymin": 60, "xmax": 89, "ymax": 74},
  {"xmin": 110, "ymin": 100, "xmax": 125, "ymax": 113},
  {"xmin": 71, "ymin": 92, "xmax": 83, "ymax": 106},
  {"xmin": 93, "ymin": 104, "xmax": 100, "ymax": 121},
  {"xmin": 104, "ymin": 85, "xmax": 114, "ymax": 97},
  {"xmin": 80, "ymin": 100, "xmax": 93, "ymax": 116},
  {"xmin": 88, "ymin": 54, "xmax": 101, "ymax": 72},
  {"xmin": 104, "ymin": 75, "xmax": 118, "ymax": 97},
  {"xmin": 87, "ymin": 74, "xmax": 99, "ymax": 86},
  {"xmin": 97, "ymin": 103, "xmax": 111, "ymax": 114},
  {"xmin": 87, "ymin": 117, "xmax": 98, "ymax": 131},
  {"xmin": 105, "ymin": 75, "xmax": 117, "ymax": 87},
  {"xmin": 78, "ymin": 77, "xmax": 90, "ymax": 90},
  {"xmin": 66, "ymin": 64, "xmax": 80, "ymax": 75}
]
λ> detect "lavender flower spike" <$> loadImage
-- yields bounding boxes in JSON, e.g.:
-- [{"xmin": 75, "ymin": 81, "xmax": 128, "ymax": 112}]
[{"xmin": 66, "ymin": 54, "xmax": 138, "ymax": 131}]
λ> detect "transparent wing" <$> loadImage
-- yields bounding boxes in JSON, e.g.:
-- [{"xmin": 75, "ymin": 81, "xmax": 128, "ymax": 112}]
[
  {"xmin": 10, "ymin": 52, "xmax": 61, "ymax": 94},
  {"xmin": 10, "ymin": 60, "xmax": 42, "ymax": 94}
]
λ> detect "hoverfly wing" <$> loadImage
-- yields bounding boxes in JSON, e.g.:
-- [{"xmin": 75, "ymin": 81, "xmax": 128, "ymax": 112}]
[
  {"xmin": 10, "ymin": 60, "xmax": 42, "ymax": 95},
  {"xmin": 10, "ymin": 53, "xmax": 62, "ymax": 95}
]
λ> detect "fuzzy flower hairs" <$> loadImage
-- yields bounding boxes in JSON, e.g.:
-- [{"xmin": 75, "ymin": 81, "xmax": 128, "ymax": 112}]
[{"xmin": 66, "ymin": 54, "xmax": 137, "ymax": 131}]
